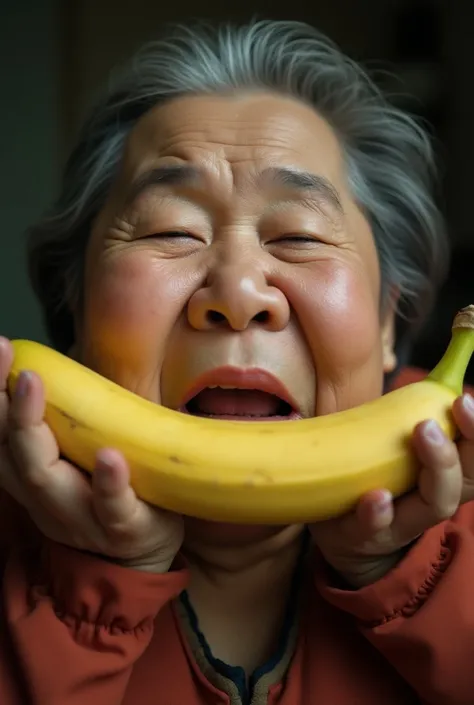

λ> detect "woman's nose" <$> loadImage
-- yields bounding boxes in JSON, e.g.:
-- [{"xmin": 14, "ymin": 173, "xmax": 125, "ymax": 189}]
[{"xmin": 187, "ymin": 261, "xmax": 290, "ymax": 332}]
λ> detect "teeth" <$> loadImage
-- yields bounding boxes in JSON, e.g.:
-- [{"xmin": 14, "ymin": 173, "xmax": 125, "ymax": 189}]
[{"xmin": 207, "ymin": 385, "xmax": 240, "ymax": 390}]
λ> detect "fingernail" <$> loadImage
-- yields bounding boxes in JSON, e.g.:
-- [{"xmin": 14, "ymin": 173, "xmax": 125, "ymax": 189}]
[
  {"xmin": 376, "ymin": 490, "xmax": 392, "ymax": 514},
  {"xmin": 15, "ymin": 371, "xmax": 31, "ymax": 397},
  {"xmin": 95, "ymin": 452, "xmax": 117, "ymax": 492},
  {"xmin": 423, "ymin": 419, "xmax": 445, "ymax": 445},
  {"xmin": 462, "ymin": 394, "xmax": 474, "ymax": 417}
]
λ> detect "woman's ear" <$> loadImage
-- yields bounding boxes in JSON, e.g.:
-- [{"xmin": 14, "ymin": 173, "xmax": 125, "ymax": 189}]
[
  {"xmin": 381, "ymin": 313, "xmax": 397, "ymax": 374},
  {"xmin": 381, "ymin": 290, "xmax": 399, "ymax": 374}
]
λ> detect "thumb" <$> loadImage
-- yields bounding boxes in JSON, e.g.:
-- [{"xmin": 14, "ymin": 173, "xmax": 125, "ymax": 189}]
[
  {"xmin": 92, "ymin": 448, "xmax": 139, "ymax": 534},
  {"xmin": 310, "ymin": 489, "xmax": 395, "ymax": 559}
]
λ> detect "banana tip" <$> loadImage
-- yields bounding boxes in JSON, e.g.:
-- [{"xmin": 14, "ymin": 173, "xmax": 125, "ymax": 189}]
[{"xmin": 452, "ymin": 305, "xmax": 474, "ymax": 331}]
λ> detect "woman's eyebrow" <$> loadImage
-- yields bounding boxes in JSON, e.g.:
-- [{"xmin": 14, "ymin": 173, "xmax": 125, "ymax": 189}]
[
  {"xmin": 126, "ymin": 164, "xmax": 201, "ymax": 205},
  {"xmin": 125, "ymin": 163, "xmax": 343, "ymax": 217},
  {"xmin": 262, "ymin": 166, "xmax": 343, "ymax": 216}
]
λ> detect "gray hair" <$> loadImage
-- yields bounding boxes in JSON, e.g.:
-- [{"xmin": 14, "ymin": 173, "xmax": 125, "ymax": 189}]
[{"xmin": 27, "ymin": 19, "xmax": 450, "ymax": 361}]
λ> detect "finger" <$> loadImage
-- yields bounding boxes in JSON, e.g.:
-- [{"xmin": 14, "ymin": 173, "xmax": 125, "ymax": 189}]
[
  {"xmin": 389, "ymin": 420, "xmax": 462, "ymax": 546},
  {"xmin": 92, "ymin": 448, "xmax": 141, "ymax": 535},
  {"xmin": 452, "ymin": 394, "xmax": 474, "ymax": 502},
  {"xmin": 311, "ymin": 489, "xmax": 395, "ymax": 557},
  {"xmin": 0, "ymin": 337, "xmax": 13, "ymax": 443},
  {"xmin": 324, "ymin": 490, "xmax": 396, "ymax": 555},
  {"xmin": 0, "ymin": 337, "xmax": 13, "ymax": 389},
  {"xmin": 415, "ymin": 420, "xmax": 463, "ymax": 515},
  {"xmin": 5, "ymin": 409, "xmax": 99, "ymax": 543},
  {"xmin": 452, "ymin": 394, "xmax": 474, "ymax": 442},
  {"xmin": 9, "ymin": 371, "xmax": 45, "ymax": 429},
  {"xmin": 7, "ymin": 372, "xmax": 61, "ymax": 488},
  {"xmin": 0, "ymin": 340, "xmax": 28, "ymax": 502},
  {"xmin": 355, "ymin": 489, "xmax": 394, "ymax": 535},
  {"xmin": 6, "ymin": 373, "xmax": 133, "ymax": 549}
]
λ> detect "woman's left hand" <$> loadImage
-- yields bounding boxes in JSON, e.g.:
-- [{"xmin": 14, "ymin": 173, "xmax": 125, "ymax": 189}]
[{"xmin": 309, "ymin": 393, "xmax": 474, "ymax": 588}]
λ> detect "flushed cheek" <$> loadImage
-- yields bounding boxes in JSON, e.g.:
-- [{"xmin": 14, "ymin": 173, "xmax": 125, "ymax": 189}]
[
  {"xmin": 313, "ymin": 264, "xmax": 380, "ymax": 363},
  {"xmin": 81, "ymin": 252, "xmax": 186, "ymax": 392},
  {"xmin": 281, "ymin": 260, "xmax": 383, "ymax": 412}
]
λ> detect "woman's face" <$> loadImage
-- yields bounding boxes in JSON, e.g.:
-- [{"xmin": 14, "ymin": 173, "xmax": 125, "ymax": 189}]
[{"xmin": 78, "ymin": 90, "xmax": 396, "ymax": 452}]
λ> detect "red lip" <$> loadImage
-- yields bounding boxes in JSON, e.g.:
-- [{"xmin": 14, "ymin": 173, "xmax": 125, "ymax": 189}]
[{"xmin": 179, "ymin": 366, "xmax": 299, "ymax": 413}]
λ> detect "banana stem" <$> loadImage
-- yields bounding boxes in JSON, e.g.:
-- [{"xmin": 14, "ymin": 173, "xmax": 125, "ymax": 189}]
[{"xmin": 427, "ymin": 305, "xmax": 474, "ymax": 396}]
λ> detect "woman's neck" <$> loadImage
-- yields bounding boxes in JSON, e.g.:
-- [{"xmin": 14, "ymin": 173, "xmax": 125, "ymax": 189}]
[
  {"xmin": 180, "ymin": 523, "xmax": 306, "ymax": 674},
  {"xmin": 182, "ymin": 520, "xmax": 305, "ymax": 572}
]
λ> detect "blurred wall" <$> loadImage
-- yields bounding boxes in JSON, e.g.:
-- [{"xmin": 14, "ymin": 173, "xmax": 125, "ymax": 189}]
[
  {"xmin": 61, "ymin": 0, "xmax": 400, "ymax": 147},
  {"xmin": 0, "ymin": 0, "xmax": 472, "ymax": 378},
  {"xmin": 0, "ymin": 0, "xmax": 59, "ymax": 342}
]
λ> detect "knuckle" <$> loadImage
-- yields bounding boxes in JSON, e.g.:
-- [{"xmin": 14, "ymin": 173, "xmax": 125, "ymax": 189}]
[
  {"xmin": 434, "ymin": 440, "xmax": 459, "ymax": 468},
  {"xmin": 435, "ymin": 504, "xmax": 458, "ymax": 522},
  {"xmin": 105, "ymin": 520, "xmax": 138, "ymax": 545},
  {"xmin": 434, "ymin": 487, "xmax": 460, "ymax": 521},
  {"xmin": 22, "ymin": 464, "xmax": 49, "ymax": 491},
  {"xmin": 434, "ymin": 499, "xmax": 453, "ymax": 519}
]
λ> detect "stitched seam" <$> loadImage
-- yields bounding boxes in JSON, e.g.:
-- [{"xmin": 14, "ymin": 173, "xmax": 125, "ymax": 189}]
[
  {"xmin": 366, "ymin": 538, "xmax": 451, "ymax": 628},
  {"xmin": 52, "ymin": 608, "xmax": 152, "ymax": 634}
]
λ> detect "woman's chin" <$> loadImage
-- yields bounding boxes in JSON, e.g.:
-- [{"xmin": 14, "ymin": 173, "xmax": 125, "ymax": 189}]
[{"xmin": 182, "ymin": 516, "xmax": 289, "ymax": 547}]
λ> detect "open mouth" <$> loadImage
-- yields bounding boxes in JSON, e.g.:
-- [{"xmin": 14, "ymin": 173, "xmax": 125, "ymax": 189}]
[{"xmin": 183, "ymin": 386, "xmax": 297, "ymax": 421}]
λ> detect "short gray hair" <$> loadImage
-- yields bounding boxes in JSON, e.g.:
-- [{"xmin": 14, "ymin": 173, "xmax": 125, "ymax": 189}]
[{"xmin": 27, "ymin": 19, "xmax": 449, "ymax": 359}]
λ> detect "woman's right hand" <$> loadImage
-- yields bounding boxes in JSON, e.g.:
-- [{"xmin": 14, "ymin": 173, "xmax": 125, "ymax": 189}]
[{"xmin": 0, "ymin": 337, "xmax": 184, "ymax": 573}]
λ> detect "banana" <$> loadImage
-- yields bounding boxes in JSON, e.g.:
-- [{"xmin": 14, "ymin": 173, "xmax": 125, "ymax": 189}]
[{"xmin": 7, "ymin": 305, "xmax": 474, "ymax": 525}]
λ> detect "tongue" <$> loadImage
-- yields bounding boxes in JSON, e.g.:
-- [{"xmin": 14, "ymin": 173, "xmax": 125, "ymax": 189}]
[{"xmin": 190, "ymin": 388, "xmax": 283, "ymax": 417}]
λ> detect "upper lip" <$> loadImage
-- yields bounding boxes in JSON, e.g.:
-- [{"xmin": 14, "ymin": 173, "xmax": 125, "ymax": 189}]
[{"xmin": 179, "ymin": 366, "xmax": 299, "ymax": 412}]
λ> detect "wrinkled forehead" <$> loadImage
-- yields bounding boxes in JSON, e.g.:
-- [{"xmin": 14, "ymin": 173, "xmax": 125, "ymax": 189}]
[
  {"xmin": 119, "ymin": 92, "xmax": 349, "ymax": 191},
  {"xmin": 90, "ymin": 90, "xmax": 381, "ymax": 301}
]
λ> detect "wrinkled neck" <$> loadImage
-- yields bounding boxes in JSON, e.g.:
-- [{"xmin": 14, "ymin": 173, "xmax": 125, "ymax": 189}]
[
  {"xmin": 182, "ymin": 522, "xmax": 305, "ymax": 576},
  {"xmin": 180, "ymin": 525, "xmax": 308, "ymax": 675},
  {"xmin": 181, "ymin": 524, "xmax": 307, "ymax": 622}
]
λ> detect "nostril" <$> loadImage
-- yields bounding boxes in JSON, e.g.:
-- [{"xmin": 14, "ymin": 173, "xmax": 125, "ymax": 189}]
[
  {"xmin": 206, "ymin": 310, "xmax": 227, "ymax": 324},
  {"xmin": 205, "ymin": 309, "xmax": 270, "ymax": 326},
  {"xmin": 253, "ymin": 311, "xmax": 270, "ymax": 323}
]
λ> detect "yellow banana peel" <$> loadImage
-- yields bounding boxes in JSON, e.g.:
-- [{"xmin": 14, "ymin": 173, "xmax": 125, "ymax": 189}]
[{"xmin": 7, "ymin": 305, "xmax": 474, "ymax": 524}]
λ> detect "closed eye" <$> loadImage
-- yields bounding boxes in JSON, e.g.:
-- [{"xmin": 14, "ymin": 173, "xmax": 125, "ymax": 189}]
[
  {"xmin": 143, "ymin": 230, "xmax": 207, "ymax": 246},
  {"xmin": 140, "ymin": 230, "xmax": 206, "ymax": 255},
  {"xmin": 273, "ymin": 235, "xmax": 320, "ymax": 244},
  {"xmin": 149, "ymin": 231, "xmax": 196, "ymax": 239}
]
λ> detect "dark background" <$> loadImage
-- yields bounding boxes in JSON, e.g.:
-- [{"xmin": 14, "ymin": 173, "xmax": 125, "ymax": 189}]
[{"xmin": 1, "ymin": 0, "xmax": 472, "ymax": 381}]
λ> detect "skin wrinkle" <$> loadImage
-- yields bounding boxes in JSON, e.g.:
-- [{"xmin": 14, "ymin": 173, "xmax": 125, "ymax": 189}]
[
  {"xmin": 18, "ymin": 25, "xmax": 449, "ymax": 678},
  {"xmin": 124, "ymin": 164, "xmax": 345, "ymax": 231},
  {"xmin": 79, "ymin": 90, "xmax": 396, "ymax": 554},
  {"xmin": 113, "ymin": 169, "xmax": 350, "ymax": 279},
  {"xmin": 85, "ymin": 95, "xmax": 388, "ymax": 396},
  {"xmin": 135, "ymin": 125, "xmax": 321, "ymax": 160},
  {"xmin": 43, "ymin": 87, "xmax": 415, "ymax": 676}
]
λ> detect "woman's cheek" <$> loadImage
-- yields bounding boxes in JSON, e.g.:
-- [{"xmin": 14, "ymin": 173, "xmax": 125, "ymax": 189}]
[
  {"xmin": 315, "ymin": 265, "xmax": 380, "ymax": 365},
  {"xmin": 81, "ymin": 252, "xmax": 179, "ymax": 382},
  {"xmin": 284, "ymin": 260, "xmax": 384, "ymax": 412}
]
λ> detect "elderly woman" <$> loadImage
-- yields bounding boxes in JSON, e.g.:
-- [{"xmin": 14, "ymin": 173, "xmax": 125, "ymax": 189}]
[{"xmin": 1, "ymin": 19, "xmax": 474, "ymax": 705}]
